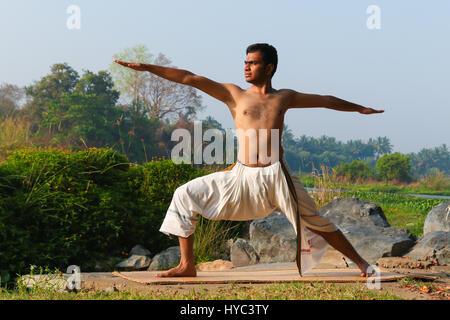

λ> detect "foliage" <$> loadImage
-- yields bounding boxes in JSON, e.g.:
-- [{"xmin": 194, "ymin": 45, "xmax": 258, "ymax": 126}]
[
  {"xmin": 336, "ymin": 160, "xmax": 375, "ymax": 182},
  {"xmin": 376, "ymin": 152, "xmax": 412, "ymax": 183},
  {"xmin": 0, "ymin": 117, "xmax": 33, "ymax": 163},
  {"xmin": 409, "ymin": 144, "xmax": 450, "ymax": 177},
  {"xmin": 0, "ymin": 148, "xmax": 208, "ymax": 278},
  {"xmin": 418, "ymin": 168, "xmax": 450, "ymax": 191},
  {"xmin": 109, "ymin": 45, "xmax": 205, "ymax": 122}
]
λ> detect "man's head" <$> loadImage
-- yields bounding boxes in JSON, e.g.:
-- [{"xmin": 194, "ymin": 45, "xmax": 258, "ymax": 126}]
[{"xmin": 244, "ymin": 43, "xmax": 278, "ymax": 83}]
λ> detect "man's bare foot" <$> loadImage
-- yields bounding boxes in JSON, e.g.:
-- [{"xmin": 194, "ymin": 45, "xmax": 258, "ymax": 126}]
[
  {"xmin": 154, "ymin": 263, "xmax": 197, "ymax": 278},
  {"xmin": 358, "ymin": 261, "xmax": 377, "ymax": 278}
]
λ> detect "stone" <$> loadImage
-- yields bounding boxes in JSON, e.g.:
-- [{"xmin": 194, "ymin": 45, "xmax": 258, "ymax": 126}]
[
  {"xmin": 148, "ymin": 246, "xmax": 181, "ymax": 271},
  {"xmin": 337, "ymin": 224, "xmax": 416, "ymax": 264},
  {"xmin": 197, "ymin": 259, "xmax": 234, "ymax": 271},
  {"xmin": 377, "ymin": 257, "xmax": 433, "ymax": 269},
  {"xmin": 249, "ymin": 212, "xmax": 297, "ymax": 263},
  {"xmin": 319, "ymin": 198, "xmax": 390, "ymax": 228},
  {"xmin": 230, "ymin": 199, "xmax": 417, "ymax": 267},
  {"xmin": 115, "ymin": 254, "xmax": 151, "ymax": 270},
  {"xmin": 230, "ymin": 238, "xmax": 259, "ymax": 267},
  {"xmin": 423, "ymin": 202, "xmax": 450, "ymax": 235},
  {"xmin": 406, "ymin": 231, "xmax": 450, "ymax": 265},
  {"xmin": 130, "ymin": 244, "xmax": 151, "ymax": 257}
]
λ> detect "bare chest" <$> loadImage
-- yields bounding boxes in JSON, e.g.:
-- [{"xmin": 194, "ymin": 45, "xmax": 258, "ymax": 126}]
[{"xmin": 233, "ymin": 95, "xmax": 286, "ymax": 128}]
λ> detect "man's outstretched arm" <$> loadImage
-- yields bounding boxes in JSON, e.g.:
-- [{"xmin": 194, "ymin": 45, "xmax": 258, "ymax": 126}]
[
  {"xmin": 114, "ymin": 60, "xmax": 235, "ymax": 105},
  {"xmin": 284, "ymin": 89, "xmax": 384, "ymax": 114}
]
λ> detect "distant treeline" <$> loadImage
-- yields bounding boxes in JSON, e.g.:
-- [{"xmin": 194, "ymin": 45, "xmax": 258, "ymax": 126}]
[{"xmin": 280, "ymin": 127, "xmax": 449, "ymax": 178}]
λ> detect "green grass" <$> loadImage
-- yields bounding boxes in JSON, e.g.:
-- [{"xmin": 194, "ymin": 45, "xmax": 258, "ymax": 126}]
[
  {"xmin": 341, "ymin": 190, "xmax": 445, "ymax": 238},
  {"xmin": 0, "ymin": 281, "xmax": 403, "ymax": 300},
  {"xmin": 300, "ymin": 175, "xmax": 450, "ymax": 196}
]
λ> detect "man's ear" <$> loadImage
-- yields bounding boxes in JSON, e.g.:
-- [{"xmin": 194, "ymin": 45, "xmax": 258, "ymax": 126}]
[{"xmin": 265, "ymin": 63, "xmax": 274, "ymax": 77}]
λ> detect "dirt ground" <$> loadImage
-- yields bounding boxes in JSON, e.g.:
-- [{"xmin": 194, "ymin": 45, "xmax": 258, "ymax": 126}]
[{"xmin": 79, "ymin": 267, "xmax": 450, "ymax": 300}]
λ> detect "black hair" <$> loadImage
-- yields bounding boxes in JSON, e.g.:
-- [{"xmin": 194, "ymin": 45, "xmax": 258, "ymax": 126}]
[{"xmin": 246, "ymin": 43, "xmax": 278, "ymax": 78}]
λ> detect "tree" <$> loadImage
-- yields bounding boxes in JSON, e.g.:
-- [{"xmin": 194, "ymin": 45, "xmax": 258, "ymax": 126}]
[
  {"xmin": 368, "ymin": 136, "xmax": 393, "ymax": 159},
  {"xmin": 336, "ymin": 160, "xmax": 375, "ymax": 182},
  {"xmin": 22, "ymin": 63, "xmax": 80, "ymax": 127},
  {"xmin": 41, "ymin": 93, "xmax": 121, "ymax": 149},
  {"xmin": 109, "ymin": 45, "xmax": 205, "ymax": 122},
  {"xmin": 409, "ymin": 144, "xmax": 450, "ymax": 177},
  {"xmin": 376, "ymin": 152, "xmax": 411, "ymax": 182},
  {"xmin": 0, "ymin": 83, "xmax": 24, "ymax": 118},
  {"xmin": 75, "ymin": 70, "xmax": 120, "ymax": 106}
]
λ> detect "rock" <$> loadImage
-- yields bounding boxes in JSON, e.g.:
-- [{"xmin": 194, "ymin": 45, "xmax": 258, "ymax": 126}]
[
  {"xmin": 102, "ymin": 285, "xmax": 119, "ymax": 293},
  {"xmin": 130, "ymin": 244, "xmax": 151, "ymax": 257},
  {"xmin": 18, "ymin": 274, "xmax": 68, "ymax": 292},
  {"xmin": 230, "ymin": 238, "xmax": 259, "ymax": 267},
  {"xmin": 148, "ymin": 246, "xmax": 181, "ymax": 271},
  {"xmin": 197, "ymin": 259, "xmax": 234, "ymax": 271},
  {"xmin": 249, "ymin": 212, "xmax": 297, "ymax": 263},
  {"xmin": 115, "ymin": 254, "xmax": 151, "ymax": 270},
  {"xmin": 320, "ymin": 198, "xmax": 390, "ymax": 228},
  {"xmin": 406, "ymin": 231, "xmax": 450, "ymax": 265},
  {"xmin": 377, "ymin": 257, "xmax": 433, "ymax": 269},
  {"xmin": 231, "ymin": 199, "xmax": 417, "ymax": 267},
  {"xmin": 424, "ymin": 202, "xmax": 450, "ymax": 235},
  {"xmin": 337, "ymin": 224, "xmax": 416, "ymax": 264}
]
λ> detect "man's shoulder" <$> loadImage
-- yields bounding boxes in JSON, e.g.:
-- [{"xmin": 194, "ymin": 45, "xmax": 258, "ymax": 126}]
[{"xmin": 221, "ymin": 83, "xmax": 244, "ymax": 92}]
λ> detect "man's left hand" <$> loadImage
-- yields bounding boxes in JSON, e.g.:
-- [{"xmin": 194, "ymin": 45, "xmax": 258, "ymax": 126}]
[{"xmin": 359, "ymin": 107, "xmax": 384, "ymax": 114}]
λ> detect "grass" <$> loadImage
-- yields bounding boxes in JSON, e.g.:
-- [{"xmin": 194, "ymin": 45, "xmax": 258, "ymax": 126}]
[
  {"xmin": 302, "ymin": 166, "xmax": 448, "ymax": 238},
  {"xmin": 0, "ymin": 281, "xmax": 403, "ymax": 300},
  {"xmin": 301, "ymin": 171, "xmax": 450, "ymax": 197},
  {"xmin": 0, "ymin": 117, "xmax": 33, "ymax": 163},
  {"xmin": 193, "ymin": 216, "xmax": 238, "ymax": 263}
]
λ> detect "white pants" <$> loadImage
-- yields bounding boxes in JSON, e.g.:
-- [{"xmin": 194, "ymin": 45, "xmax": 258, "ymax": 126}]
[{"xmin": 159, "ymin": 159, "xmax": 337, "ymax": 273}]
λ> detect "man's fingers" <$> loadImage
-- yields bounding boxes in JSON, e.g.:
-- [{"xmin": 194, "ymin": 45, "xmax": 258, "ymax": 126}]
[{"xmin": 114, "ymin": 60, "xmax": 130, "ymax": 67}]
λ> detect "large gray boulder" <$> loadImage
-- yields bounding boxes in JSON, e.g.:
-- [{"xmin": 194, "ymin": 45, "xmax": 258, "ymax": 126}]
[
  {"xmin": 319, "ymin": 198, "xmax": 416, "ymax": 264},
  {"xmin": 230, "ymin": 238, "xmax": 259, "ymax": 267},
  {"xmin": 406, "ymin": 231, "xmax": 449, "ymax": 265},
  {"xmin": 230, "ymin": 198, "xmax": 417, "ymax": 267},
  {"xmin": 249, "ymin": 212, "xmax": 297, "ymax": 263},
  {"xmin": 319, "ymin": 198, "xmax": 390, "ymax": 228},
  {"xmin": 424, "ymin": 202, "xmax": 450, "ymax": 235},
  {"xmin": 148, "ymin": 246, "xmax": 180, "ymax": 271},
  {"xmin": 337, "ymin": 224, "xmax": 415, "ymax": 264}
]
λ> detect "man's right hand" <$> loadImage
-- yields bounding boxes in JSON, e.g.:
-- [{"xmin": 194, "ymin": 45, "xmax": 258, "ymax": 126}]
[{"xmin": 114, "ymin": 60, "xmax": 147, "ymax": 71}]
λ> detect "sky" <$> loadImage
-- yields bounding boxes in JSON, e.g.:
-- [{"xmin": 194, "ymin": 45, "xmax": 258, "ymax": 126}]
[{"xmin": 1, "ymin": 0, "xmax": 449, "ymax": 154}]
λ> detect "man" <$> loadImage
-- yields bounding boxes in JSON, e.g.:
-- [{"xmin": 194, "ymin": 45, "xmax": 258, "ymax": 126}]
[{"xmin": 115, "ymin": 43, "xmax": 384, "ymax": 278}]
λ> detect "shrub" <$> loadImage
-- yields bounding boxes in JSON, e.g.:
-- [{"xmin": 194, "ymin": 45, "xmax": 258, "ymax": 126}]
[
  {"xmin": 376, "ymin": 152, "xmax": 411, "ymax": 183},
  {"xmin": 336, "ymin": 160, "xmax": 375, "ymax": 182},
  {"xmin": 0, "ymin": 148, "xmax": 209, "ymax": 278},
  {"xmin": 419, "ymin": 168, "xmax": 450, "ymax": 191}
]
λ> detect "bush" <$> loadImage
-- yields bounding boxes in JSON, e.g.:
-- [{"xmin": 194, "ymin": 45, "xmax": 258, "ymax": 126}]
[
  {"xmin": 376, "ymin": 152, "xmax": 411, "ymax": 183},
  {"xmin": 0, "ymin": 148, "xmax": 209, "ymax": 278},
  {"xmin": 336, "ymin": 160, "xmax": 375, "ymax": 182},
  {"xmin": 419, "ymin": 168, "xmax": 450, "ymax": 191}
]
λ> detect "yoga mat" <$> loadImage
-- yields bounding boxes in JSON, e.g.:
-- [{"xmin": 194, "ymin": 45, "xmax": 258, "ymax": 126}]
[{"xmin": 111, "ymin": 268, "xmax": 428, "ymax": 285}]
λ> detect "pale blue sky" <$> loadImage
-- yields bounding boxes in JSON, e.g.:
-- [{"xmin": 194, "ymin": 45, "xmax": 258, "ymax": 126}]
[{"xmin": 1, "ymin": 0, "xmax": 449, "ymax": 153}]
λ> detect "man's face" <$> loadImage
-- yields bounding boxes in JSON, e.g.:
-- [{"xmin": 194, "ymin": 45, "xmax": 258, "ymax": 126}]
[{"xmin": 244, "ymin": 51, "xmax": 272, "ymax": 83}]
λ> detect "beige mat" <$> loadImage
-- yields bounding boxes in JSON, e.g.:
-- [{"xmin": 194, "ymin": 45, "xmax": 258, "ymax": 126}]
[{"xmin": 111, "ymin": 268, "xmax": 425, "ymax": 285}]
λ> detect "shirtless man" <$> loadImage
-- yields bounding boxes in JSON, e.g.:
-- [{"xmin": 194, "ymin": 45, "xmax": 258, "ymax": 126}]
[{"xmin": 115, "ymin": 43, "xmax": 384, "ymax": 278}]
